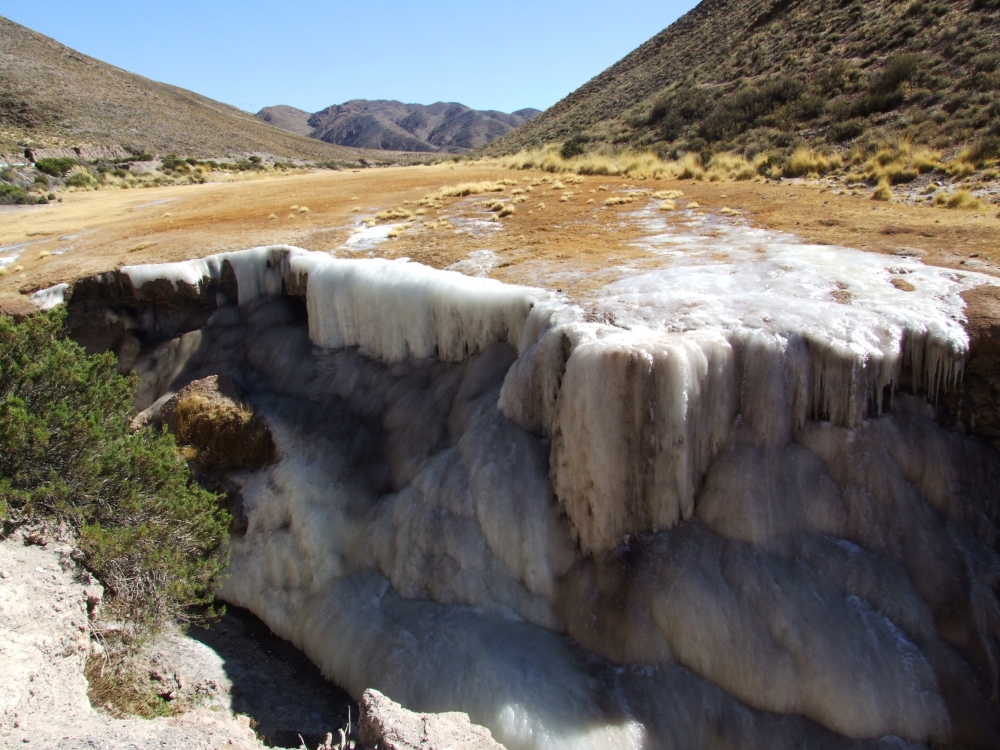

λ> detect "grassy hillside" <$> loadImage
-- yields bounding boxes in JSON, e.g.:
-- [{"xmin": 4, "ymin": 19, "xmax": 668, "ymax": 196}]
[
  {"xmin": 484, "ymin": 0, "xmax": 1000, "ymax": 161},
  {"xmin": 0, "ymin": 16, "xmax": 373, "ymax": 160}
]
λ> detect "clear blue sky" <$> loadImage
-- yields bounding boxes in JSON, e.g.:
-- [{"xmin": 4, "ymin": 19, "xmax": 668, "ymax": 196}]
[{"xmin": 2, "ymin": 1, "xmax": 699, "ymax": 114}]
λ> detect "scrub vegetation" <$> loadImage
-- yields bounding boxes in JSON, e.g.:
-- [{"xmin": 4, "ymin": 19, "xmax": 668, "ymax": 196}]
[
  {"xmin": 0, "ymin": 309, "xmax": 230, "ymax": 639},
  {"xmin": 484, "ymin": 0, "xmax": 1000, "ymax": 194}
]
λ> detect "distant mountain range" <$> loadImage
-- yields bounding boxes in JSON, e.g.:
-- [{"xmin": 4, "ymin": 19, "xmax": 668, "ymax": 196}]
[{"xmin": 257, "ymin": 101, "xmax": 541, "ymax": 153}]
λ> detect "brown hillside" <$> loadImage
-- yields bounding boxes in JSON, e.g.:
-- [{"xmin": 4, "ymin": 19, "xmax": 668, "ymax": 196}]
[
  {"xmin": 484, "ymin": 0, "xmax": 1000, "ymax": 158},
  {"xmin": 258, "ymin": 100, "xmax": 541, "ymax": 153},
  {"xmin": 0, "ymin": 16, "xmax": 378, "ymax": 160}
]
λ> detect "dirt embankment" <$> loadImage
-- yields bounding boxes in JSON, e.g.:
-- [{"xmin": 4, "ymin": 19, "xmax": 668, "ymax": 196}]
[{"xmin": 0, "ymin": 528, "xmax": 356, "ymax": 749}]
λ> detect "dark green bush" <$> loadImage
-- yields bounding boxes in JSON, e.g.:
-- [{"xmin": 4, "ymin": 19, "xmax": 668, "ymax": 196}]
[
  {"xmin": 159, "ymin": 154, "xmax": 190, "ymax": 173},
  {"xmin": 0, "ymin": 184, "xmax": 29, "ymax": 204},
  {"xmin": 560, "ymin": 137, "xmax": 589, "ymax": 159},
  {"xmin": 34, "ymin": 157, "xmax": 78, "ymax": 177},
  {"xmin": 0, "ymin": 310, "xmax": 230, "ymax": 634},
  {"xmin": 829, "ymin": 118, "xmax": 867, "ymax": 142},
  {"xmin": 699, "ymin": 77, "xmax": 803, "ymax": 142},
  {"xmin": 964, "ymin": 136, "xmax": 1000, "ymax": 166}
]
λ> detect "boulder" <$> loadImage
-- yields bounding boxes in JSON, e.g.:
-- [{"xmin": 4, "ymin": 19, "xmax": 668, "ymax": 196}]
[{"xmin": 359, "ymin": 689, "xmax": 505, "ymax": 750}]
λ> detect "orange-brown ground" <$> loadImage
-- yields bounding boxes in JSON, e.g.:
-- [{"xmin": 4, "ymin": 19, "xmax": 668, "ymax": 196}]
[{"xmin": 1, "ymin": 162, "xmax": 998, "ymax": 312}]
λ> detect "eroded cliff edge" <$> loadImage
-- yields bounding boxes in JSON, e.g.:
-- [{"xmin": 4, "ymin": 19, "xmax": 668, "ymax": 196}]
[{"xmin": 56, "ymin": 245, "xmax": 1000, "ymax": 749}]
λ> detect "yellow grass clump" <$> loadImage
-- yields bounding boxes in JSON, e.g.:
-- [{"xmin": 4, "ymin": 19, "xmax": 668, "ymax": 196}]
[
  {"xmin": 421, "ymin": 181, "xmax": 506, "ymax": 204},
  {"xmin": 860, "ymin": 142, "xmax": 940, "ymax": 185},
  {"xmin": 375, "ymin": 207, "xmax": 416, "ymax": 222},
  {"xmin": 659, "ymin": 200, "xmax": 676, "ymax": 211},
  {"xmin": 653, "ymin": 190, "xmax": 683, "ymax": 200},
  {"xmin": 872, "ymin": 180, "xmax": 894, "ymax": 202},
  {"xmin": 173, "ymin": 393, "xmax": 274, "ymax": 470},
  {"xmin": 935, "ymin": 190, "xmax": 984, "ymax": 210},
  {"xmin": 498, "ymin": 204, "xmax": 516, "ymax": 217},
  {"xmin": 784, "ymin": 148, "xmax": 843, "ymax": 178},
  {"xmin": 706, "ymin": 153, "xmax": 758, "ymax": 181},
  {"xmin": 603, "ymin": 194, "xmax": 639, "ymax": 206}
]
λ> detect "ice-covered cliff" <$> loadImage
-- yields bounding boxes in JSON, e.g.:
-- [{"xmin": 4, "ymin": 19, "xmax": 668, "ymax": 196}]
[{"xmin": 62, "ymin": 242, "xmax": 1000, "ymax": 749}]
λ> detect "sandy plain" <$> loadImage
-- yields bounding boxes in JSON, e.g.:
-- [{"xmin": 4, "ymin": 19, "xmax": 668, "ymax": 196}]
[{"xmin": 0, "ymin": 162, "xmax": 998, "ymax": 313}]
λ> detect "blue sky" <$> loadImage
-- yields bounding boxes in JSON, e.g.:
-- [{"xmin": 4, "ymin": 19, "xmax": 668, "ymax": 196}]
[{"xmin": 2, "ymin": 1, "xmax": 699, "ymax": 114}]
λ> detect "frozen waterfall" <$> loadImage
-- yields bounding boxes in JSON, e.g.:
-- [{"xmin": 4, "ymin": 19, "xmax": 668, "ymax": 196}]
[{"xmin": 61, "ymin": 242, "xmax": 1000, "ymax": 749}]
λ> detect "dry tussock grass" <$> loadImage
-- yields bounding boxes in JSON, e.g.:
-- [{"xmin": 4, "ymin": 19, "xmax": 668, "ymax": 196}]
[
  {"xmin": 173, "ymin": 393, "xmax": 273, "ymax": 470},
  {"xmin": 934, "ymin": 190, "xmax": 984, "ymax": 211},
  {"xmin": 872, "ymin": 180, "xmax": 894, "ymax": 202},
  {"xmin": 374, "ymin": 207, "xmax": 416, "ymax": 222},
  {"xmin": 604, "ymin": 194, "xmax": 640, "ymax": 206},
  {"xmin": 784, "ymin": 148, "xmax": 843, "ymax": 178},
  {"xmin": 420, "ymin": 181, "xmax": 506, "ymax": 204},
  {"xmin": 493, "ymin": 139, "xmax": 995, "ymax": 211}
]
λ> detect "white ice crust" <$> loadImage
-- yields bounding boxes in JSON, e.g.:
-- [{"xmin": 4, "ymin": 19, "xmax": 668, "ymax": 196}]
[
  {"xmin": 111, "ymin": 234, "xmax": 1000, "ymax": 750},
  {"xmin": 29, "ymin": 283, "xmax": 68, "ymax": 310},
  {"xmin": 289, "ymin": 252, "xmax": 541, "ymax": 362}
]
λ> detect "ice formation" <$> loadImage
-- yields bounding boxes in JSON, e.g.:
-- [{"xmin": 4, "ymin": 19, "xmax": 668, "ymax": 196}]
[
  {"xmin": 76, "ymin": 239, "xmax": 1000, "ymax": 749},
  {"xmin": 29, "ymin": 283, "xmax": 68, "ymax": 310},
  {"xmin": 342, "ymin": 222, "xmax": 404, "ymax": 252}
]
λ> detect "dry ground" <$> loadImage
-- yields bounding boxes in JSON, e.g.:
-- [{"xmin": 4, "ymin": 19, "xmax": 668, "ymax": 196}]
[{"xmin": 1, "ymin": 162, "xmax": 998, "ymax": 310}]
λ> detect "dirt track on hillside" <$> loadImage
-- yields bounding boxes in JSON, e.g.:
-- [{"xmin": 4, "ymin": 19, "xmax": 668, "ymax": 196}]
[{"xmin": 1, "ymin": 162, "xmax": 998, "ymax": 309}]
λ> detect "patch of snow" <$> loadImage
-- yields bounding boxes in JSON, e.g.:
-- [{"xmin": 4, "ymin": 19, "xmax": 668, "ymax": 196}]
[
  {"xmin": 341, "ymin": 223, "xmax": 403, "ymax": 252},
  {"xmin": 447, "ymin": 249, "xmax": 498, "ymax": 277},
  {"xmin": 29, "ymin": 283, "xmax": 68, "ymax": 310}
]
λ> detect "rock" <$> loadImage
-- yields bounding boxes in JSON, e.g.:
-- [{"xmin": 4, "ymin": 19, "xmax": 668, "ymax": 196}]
[
  {"xmin": 23, "ymin": 531, "xmax": 48, "ymax": 547},
  {"xmin": 126, "ymin": 160, "xmax": 160, "ymax": 174},
  {"xmin": 359, "ymin": 689, "xmax": 505, "ymax": 750},
  {"xmin": 27, "ymin": 147, "xmax": 78, "ymax": 161},
  {"xmin": 941, "ymin": 286, "xmax": 1000, "ymax": 448},
  {"xmin": 74, "ymin": 145, "xmax": 130, "ymax": 162}
]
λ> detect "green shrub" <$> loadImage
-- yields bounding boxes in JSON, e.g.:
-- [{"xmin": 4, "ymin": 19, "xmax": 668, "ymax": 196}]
[
  {"xmin": 0, "ymin": 184, "xmax": 29, "ymax": 205},
  {"xmin": 0, "ymin": 310, "xmax": 230, "ymax": 635},
  {"xmin": 700, "ymin": 77, "xmax": 803, "ymax": 142},
  {"xmin": 961, "ymin": 136, "xmax": 1000, "ymax": 166},
  {"xmin": 829, "ymin": 118, "xmax": 867, "ymax": 142},
  {"xmin": 560, "ymin": 137, "xmax": 589, "ymax": 159},
  {"xmin": 34, "ymin": 157, "xmax": 78, "ymax": 177},
  {"xmin": 66, "ymin": 169, "xmax": 97, "ymax": 188}
]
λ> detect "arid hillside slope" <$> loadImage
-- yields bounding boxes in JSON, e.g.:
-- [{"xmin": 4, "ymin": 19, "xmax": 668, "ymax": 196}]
[
  {"xmin": 0, "ymin": 16, "xmax": 373, "ymax": 160},
  {"xmin": 485, "ymin": 0, "xmax": 1000, "ymax": 157},
  {"xmin": 259, "ymin": 100, "xmax": 541, "ymax": 153}
]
